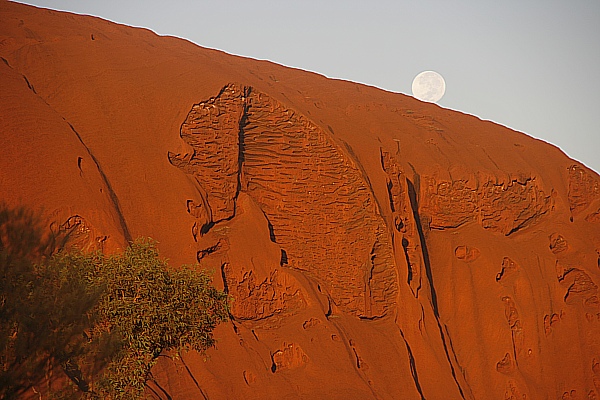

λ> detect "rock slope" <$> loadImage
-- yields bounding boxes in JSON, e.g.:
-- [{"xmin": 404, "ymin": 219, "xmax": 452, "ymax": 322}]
[{"xmin": 1, "ymin": 2, "xmax": 599, "ymax": 399}]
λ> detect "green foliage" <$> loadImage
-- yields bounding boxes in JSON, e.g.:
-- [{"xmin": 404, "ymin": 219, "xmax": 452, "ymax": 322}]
[
  {"xmin": 0, "ymin": 205, "xmax": 102, "ymax": 399},
  {"xmin": 0, "ymin": 204, "xmax": 229, "ymax": 399},
  {"xmin": 75, "ymin": 238, "xmax": 229, "ymax": 398},
  {"xmin": 86, "ymin": 239, "xmax": 227, "ymax": 398}
]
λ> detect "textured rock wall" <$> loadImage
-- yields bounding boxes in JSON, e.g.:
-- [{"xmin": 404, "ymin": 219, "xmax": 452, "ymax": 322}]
[
  {"xmin": 170, "ymin": 84, "xmax": 398, "ymax": 319},
  {"xmin": 169, "ymin": 85, "xmax": 246, "ymax": 224},
  {"xmin": 568, "ymin": 164, "xmax": 600, "ymax": 220},
  {"xmin": 2, "ymin": 5, "xmax": 600, "ymax": 397},
  {"xmin": 380, "ymin": 150, "xmax": 424, "ymax": 297},
  {"xmin": 421, "ymin": 175, "xmax": 553, "ymax": 235},
  {"xmin": 164, "ymin": 83, "xmax": 600, "ymax": 399}
]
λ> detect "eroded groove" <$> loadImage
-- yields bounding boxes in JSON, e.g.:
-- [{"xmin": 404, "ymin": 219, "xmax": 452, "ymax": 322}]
[
  {"xmin": 406, "ymin": 179, "xmax": 435, "ymax": 313},
  {"xmin": 22, "ymin": 75, "xmax": 37, "ymax": 94},
  {"xmin": 381, "ymin": 150, "xmax": 423, "ymax": 297},
  {"xmin": 66, "ymin": 122, "xmax": 132, "ymax": 243},
  {"xmin": 407, "ymin": 178, "xmax": 470, "ymax": 400},
  {"xmin": 398, "ymin": 328, "xmax": 425, "ymax": 400},
  {"xmin": 443, "ymin": 324, "xmax": 473, "ymax": 400},
  {"xmin": 4, "ymin": 59, "xmax": 131, "ymax": 244},
  {"xmin": 147, "ymin": 375, "xmax": 173, "ymax": 400},
  {"xmin": 180, "ymin": 354, "xmax": 209, "ymax": 400}
]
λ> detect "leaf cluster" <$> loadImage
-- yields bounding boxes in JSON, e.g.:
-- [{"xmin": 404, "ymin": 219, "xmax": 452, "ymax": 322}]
[
  {"xmin": 0, "ymin": 206, "xmax": 102, "ymax": 399},
  {"xmin": 0, "ymin": 205, "xmax": 229, "ymax": 399},
  {"xmin": 72, "ymin": 238, "xmax": 229, "ymax": 398}
]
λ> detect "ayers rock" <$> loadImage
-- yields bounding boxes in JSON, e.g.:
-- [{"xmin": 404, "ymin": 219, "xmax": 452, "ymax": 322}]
[{"xmin": 1, "ymin": 2, "xmax": 600, "ymax": 399}]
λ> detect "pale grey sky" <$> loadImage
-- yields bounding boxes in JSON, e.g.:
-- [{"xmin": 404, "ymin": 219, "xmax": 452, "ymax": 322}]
[{"xmin": 18, "ymin": 0, "xmax": 600, "ymax": 173}]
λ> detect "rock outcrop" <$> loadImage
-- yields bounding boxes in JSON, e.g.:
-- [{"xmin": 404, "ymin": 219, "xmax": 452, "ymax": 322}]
[{"xmin": 1, "ymin": 2, "xmax": 599, "ymax": 399}]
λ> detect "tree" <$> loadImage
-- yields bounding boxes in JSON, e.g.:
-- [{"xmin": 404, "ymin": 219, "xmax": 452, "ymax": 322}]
[
  {"xmin": 0, "ymin": 204, "xmax": 229, "ymax": 399},
  {"xmin": 0, "ymin": 205, "xmax": 102, "ymax": 399},
  {"xmin": 54, "ymin": 238, "xmax": 229, "ymax": 399}
]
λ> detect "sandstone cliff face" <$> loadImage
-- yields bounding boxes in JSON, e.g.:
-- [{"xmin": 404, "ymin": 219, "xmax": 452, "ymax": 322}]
[{"xmin": 1, "ymin": 2, "xmax": 599, "ymax": 399}]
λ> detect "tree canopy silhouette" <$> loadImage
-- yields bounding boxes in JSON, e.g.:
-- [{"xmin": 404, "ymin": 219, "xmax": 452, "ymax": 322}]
[{"xmin": 0, "ymin": 205, "xmax": 228, "ymax": 399}]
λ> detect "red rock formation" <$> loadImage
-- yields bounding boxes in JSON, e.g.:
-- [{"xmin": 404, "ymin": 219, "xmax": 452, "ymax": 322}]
[{"xmin": 1, "ymin": 2, "xmax": 599, "ymax": 399}]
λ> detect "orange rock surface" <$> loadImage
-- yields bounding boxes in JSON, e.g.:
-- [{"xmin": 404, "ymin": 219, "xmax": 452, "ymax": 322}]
[{"xmin": 1, "ymin": 2, "xmax": 600, "ymax": 399}]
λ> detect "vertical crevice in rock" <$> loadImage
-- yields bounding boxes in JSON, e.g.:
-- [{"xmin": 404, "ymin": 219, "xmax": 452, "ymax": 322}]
[
  {"xmin": 66, "ymin": 122, "xmax": 132, "ymax": 243},
  {"xmin": 398, "ymin": 328, "xmax": 426, "ymax": 400},
  {"xmin": 406, "ymin": 178, "xmax": 471, "ymax": 400},
  {"xmin": 180, "ymin": 354, "xmax": 209, "ymax": 400},
  {"xmin": 235, "ymin": 86, "xmax": 251, "ymax": 198},
  {"xmin": 3, "ymin": 58, "xmax": 131, "ymax": 245},
  {"xmin": 171, "ymin": 83, "xmax": 398, "ymax": 318},
  {"xmin": 168, "ymin": 83, "xmax": 246, "ymax": 226},
  {"xmin": 380, "ymin": 150, "xmax": 423, "ymax": 298},
  {"xmin": 406, "ymin": 179, "xmax": 436, "ymax": 315}
]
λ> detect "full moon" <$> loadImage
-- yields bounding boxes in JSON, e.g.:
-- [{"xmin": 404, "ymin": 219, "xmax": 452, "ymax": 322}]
[{"xmin": 412, "ymin": 71, "xmax": 446, "ymax": 103}]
